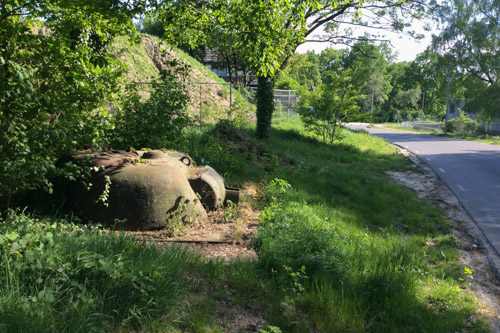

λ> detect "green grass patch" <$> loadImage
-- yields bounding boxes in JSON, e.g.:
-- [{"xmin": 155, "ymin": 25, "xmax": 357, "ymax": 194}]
[
  {"xmin": 1, "ymin": 119, "xmax": 490, "ymax": 332},
  {"xmin": 378, "ymin": 123, "xmax": 500, "ymax": 145}
]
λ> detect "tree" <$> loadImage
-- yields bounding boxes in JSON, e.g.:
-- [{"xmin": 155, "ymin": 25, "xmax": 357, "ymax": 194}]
[
  {"xmin": 299, "ymin": 69, "xmax": 360, "ymax": 143},
  {"xmin": 153, "ymin": 0, "xmax": 432, "ymax": 139},
  {"xmin": 0, "ymin": 0, "xmax": 142, "ymax": 208},
  {"xmin": 432, "ymin": 0, "xmax": 499, "ymax": 119},
  {"xmin": 278, "ymin": 53, "xmax": 322, "ymax": 91},
  {"xmin": 111, "ymin": 69, "xmax": 191, "ymax": 150},
  {"xmin": 394, "ymin": 87, "xmax": 422, "ymax": 121},
  {"xmin": 344, "ymin": 41, "xmax": 392, "ymax": 112}
]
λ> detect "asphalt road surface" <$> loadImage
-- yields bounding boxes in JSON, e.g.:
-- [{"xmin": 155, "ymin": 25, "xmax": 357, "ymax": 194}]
[{"xmin": 345, "ymin": 123, "xmax": 500, "ymax": 256}]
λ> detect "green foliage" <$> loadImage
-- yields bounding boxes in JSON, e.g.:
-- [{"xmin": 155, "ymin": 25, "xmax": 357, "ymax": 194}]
[
  {"xmin": 394, "ymin": 87, "xmax": 422, "ymax": 121},
  {"xmin": 173, "ymin": 124, "xmax": 250, "ymax": 180},
  {"xmin": 278, "ymin": 53, "xmax": 321, "ymax": 91},
  {"xmin": 0, "ymin": 121, "xmax": 490, "ymax": 332},
  {"xmin": 0, "ymin": 212, "xmax": 197, "ymax": 332},
  {"xmin": 299, "ymin": 70, "xmax": 360, "ymax": 143},
  {"xmin": 259, "ymin": 326, "xmax": 283, "ymax": 333},
  {"xmin": 275, "ymin": 74, "xmax": 303, "ymax": 94},
  {"xmin": 344, "ymin": 41, "xmax": 393, "ymax": 105},
  {"xmin": 139, "ymin": 17, "xmax": 166, "ymax": 39},
  {"xmin": 431, "ymin": 0, "xmax": 499, "ymax": 120},
  {"xmin": 447, "ymin": 113, "xmax": 479, "ymax": 134},
  {"xmin": 249, "ymin": 126, "xmax": 488, "ymax": 331},
  {"xmin": 469, "ymin": 83, "xmax": 500, "ymax": 122},
  {"xmin": 0, "ymin": 0, "xmax": 141, "ymax": 208},
  {"xmin": 111, "ymin": 67, "xmax": 191, "ymax": 149}
]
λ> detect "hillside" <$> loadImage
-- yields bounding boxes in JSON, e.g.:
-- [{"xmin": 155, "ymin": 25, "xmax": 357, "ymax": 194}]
[{"xmin": 110, "ymin": 34, "xmax": 255, "ymax": 124}]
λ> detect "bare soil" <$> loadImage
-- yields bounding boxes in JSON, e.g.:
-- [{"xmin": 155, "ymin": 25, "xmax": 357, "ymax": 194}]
[
  {"xmin": 387, "ymin": 147, "xmax": 500, "ymax": 331},
  {"xmin": 125, "ymin": 183, "xmax": 261, "ymax": 261}
]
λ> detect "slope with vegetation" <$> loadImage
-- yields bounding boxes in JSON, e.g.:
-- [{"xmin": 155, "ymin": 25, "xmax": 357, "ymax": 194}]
[
  {"xmin": 111, "ymin": 33, "xmax": 255, "ymax": 123},
  {"xmin": 1, "ymin": 0, "xmax": 498, "ymax": 331},
  {"xmin": 1, "ymin": 120, "xmax": 493, "ymax": 332}
]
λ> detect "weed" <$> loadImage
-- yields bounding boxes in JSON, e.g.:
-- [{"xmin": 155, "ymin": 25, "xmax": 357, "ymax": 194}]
[
  {"xmin": 223, "ymin": 200, "xmax": 237, "ymax": 223},
  {"xmin": 259, "ymin": 326, "xmax": 282, "ymax": 333}
]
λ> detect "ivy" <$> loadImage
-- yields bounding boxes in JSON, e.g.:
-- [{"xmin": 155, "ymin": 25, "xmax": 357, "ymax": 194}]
[{"xmin": 256, "ymin": 75, "xmax": 275, "ymax": 140}]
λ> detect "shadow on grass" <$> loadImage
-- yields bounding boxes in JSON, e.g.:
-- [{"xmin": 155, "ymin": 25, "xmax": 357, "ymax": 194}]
[{"xmin": 236, "ymin": 125, "xmax": 449, "ymax": 237}]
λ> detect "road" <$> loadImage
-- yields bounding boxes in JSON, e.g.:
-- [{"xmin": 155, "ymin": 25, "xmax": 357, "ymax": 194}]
[{"xmin": 346, "ymin": 123, "xmax": 500, "ymax": 256}]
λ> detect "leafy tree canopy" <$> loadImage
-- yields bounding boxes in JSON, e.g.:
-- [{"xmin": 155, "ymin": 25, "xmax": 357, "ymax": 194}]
[
  {"xmin": 432, "ymin": 0, "xmax": 499, "ymax": 119},
  {"xmin": 0, "ymin": 0, "xmax": 142, "ymax": 207},
  {"xmin": 278, "ymin": 53, "xmax": 322, "ymax": 91}
]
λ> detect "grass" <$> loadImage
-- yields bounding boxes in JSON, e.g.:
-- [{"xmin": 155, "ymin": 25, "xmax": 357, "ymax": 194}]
[
  {"xmin": 0, "ymin": 119, "xmax": 490, "ymax": 332},
  {"xmin": 110, "ymin": 33, "xmax": 255, "ymax": 124},
  {"xmin": 377, "ymin": 123, "xmax": 500, "ymax": 145}
]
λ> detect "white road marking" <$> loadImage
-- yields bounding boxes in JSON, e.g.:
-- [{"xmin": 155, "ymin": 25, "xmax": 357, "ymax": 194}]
[
  {"xmin": 487, "ymin": 215, "xmax": 496, "ymax": 223},
  {"xmin": 425, "ymin": 158, "xmax": 431, "ymax": 161},
  {"xmin": 457, "ymin": 185, "xmax": 466, "ymax": 192},
  {"xmin": 439, "ymin": 168, "xmax": 446, "ymax": 173}
]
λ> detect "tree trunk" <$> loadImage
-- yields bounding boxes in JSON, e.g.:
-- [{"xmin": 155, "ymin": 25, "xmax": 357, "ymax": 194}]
[{"xmin": 256, "ymin": 75, "xmax": 275, "ymax": 139}]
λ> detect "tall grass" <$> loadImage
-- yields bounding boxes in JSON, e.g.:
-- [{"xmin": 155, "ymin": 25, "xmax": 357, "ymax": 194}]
[
  {"xmin": 0, "ymin": 119, "xmax": 490, "ymax": 332},
  {"xmin": 250, "ymin": 120, "xmax": 488, "ymax": 332},
  {"xmin": 0, "ymin": 214, "xmax": 200, "ymax": 332}
]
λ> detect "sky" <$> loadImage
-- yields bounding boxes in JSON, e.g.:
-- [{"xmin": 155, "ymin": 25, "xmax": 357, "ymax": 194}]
[{"xmin": 296, "ymin": 20, "xmax": 437, "ymax": 62}]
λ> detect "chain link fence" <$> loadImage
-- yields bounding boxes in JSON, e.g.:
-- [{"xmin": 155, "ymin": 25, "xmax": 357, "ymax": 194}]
[
  {"xmin": 247, "ymin": 87, "xmax": 300, "ymax": 122},
  {"xmin": 131, "ymin": 81, "xmax": 246, "ymax": 128},
  {"xmin": 272, "ymin": 89, "xmax": 299, "ymax": 122},
  {"xmin": 130, "ymin": 81, "xmax": 299, "ymax": 126}
]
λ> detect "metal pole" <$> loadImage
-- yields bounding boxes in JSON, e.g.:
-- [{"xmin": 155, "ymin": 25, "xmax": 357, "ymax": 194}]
[
  {"xmin": 444, "ymin": 67, "xmax": 451, "ymax": 134},
  {"xmin": 199, "ymin": 83, "xmax": 202, "ymax": 130},
  {"xmin": 432, "ymin": 64, "xmax": 452, "ymax": 134},
  {"xmin": 287, "ymin": 90, "xmax": 290, "ymax": 120},
  {"xmin": 421, "ymin": 91, "xmax": 425, "ymax": 121},
  {"xmin": 370, "ymin": 86, "xmax": 374, "ymax": 123},
  {"xmin": 229, "ymin": 84, "xmax": 233, "ymax": 120}
]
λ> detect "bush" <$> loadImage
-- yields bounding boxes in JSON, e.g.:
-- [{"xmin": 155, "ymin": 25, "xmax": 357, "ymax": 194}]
[
  {"xmin": 447, "ymin": 112, "xmax": 479, "ymax": 134},
  {"xmin": 255, "ymin": 180, "xmax": 345, "ymax": 286},
  {"xmin": 0, "ymin": 18, "xmax": 127, "ymax": 208},
  {"xmin": 298, "ymin": 70, "xmax": 360, "ymax": 144},
  {"xmin": 111, "ymin": 66, "xmax": 191, "ymax": 150}
]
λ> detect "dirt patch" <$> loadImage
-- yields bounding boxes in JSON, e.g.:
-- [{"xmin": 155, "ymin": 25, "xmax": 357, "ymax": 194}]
[
  {"xmin": 209, "ymin": 124, "xmax": 293, "ymax": 167},
  {"xmin": 387, "ymin": 147, "xmax": 500, "ymax": 331},
  {"xmin": 125, "ymin": 183, "xmax": 261, "ymax": 261},
  {"xmin": 213, "ymin": 305, "xmax": 267, "ymax": 333},
  {"xmin": 125, "ymin": 184, "xmax": 265, "ymax": 331}
]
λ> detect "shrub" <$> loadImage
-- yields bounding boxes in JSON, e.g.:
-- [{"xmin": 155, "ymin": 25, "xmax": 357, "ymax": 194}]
[
  {"xmin": 447, "ymin": 112, "xmax": 479, "ymax": 134},
  {"xmin": 255, "ymin": 180, "xmax": 345, "ymax": 286},
  {"xmin": 298, "ymin": 70, "xmax": 360, "ymax": 144},
  {"xmin": 111, "ymin": 66, "xmax": 191, "ymax": 150}
]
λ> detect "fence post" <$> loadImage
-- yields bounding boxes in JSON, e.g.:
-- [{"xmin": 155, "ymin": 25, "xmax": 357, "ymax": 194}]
[
  {"xmin": 229, "ymin": 83, "xmax": 233, "ymax": 120},
  {"xmin": 287, "ymin": 90, "xmax": 291, "ymax": 120},
  {"xmin": 199, "ymin": 83, "xmax": 202, "ymax": 130}
]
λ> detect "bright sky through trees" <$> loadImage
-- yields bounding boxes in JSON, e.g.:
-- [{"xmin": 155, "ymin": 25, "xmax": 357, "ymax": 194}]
[{"xmin": 297, "ymin": 19, "xmax": 436, "ymax": 62}]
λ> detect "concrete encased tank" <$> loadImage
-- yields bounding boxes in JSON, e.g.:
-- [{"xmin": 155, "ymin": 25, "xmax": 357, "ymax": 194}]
[{"xmin": 71, "ymin": 150, "xmax": 237, "ymax": 230}]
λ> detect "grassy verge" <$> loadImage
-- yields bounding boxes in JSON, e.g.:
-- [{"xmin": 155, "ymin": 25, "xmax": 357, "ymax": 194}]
[
  {"xmin": 376, "ymin": 123, "xmax": 439, "ymax": 135},
  {"xmin": 377, "ymin": 123, "xmax": 500, "ymax": 145},
  {"xmin": 0, "ymin": 119, "xmax": 490, "ymax": 332}
]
